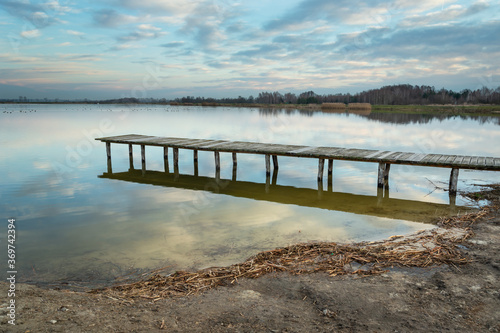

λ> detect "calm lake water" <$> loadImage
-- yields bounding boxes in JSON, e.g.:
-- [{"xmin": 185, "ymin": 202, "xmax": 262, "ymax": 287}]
[{"xmin": 1, "ymin": 104, "xmax": 499, "ymax": 286}]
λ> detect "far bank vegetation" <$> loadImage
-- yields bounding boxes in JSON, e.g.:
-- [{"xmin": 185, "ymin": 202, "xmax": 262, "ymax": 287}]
[
  {"xmin": 321, "ymin": 103, "xmax": 346, "ymax": 110},
  {"xmin": 167, "ymin": 85, "xmax": 500, "ymax": 106},
  {"xmin": 348, "ymin": 103, "xmax": 372, "ymax": 110},
  {"xmin": 321, "ymin": 103, "xmax": 372, "ymax": 111}
]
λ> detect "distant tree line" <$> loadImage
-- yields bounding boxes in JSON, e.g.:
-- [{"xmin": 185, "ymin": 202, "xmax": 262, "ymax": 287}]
[
  {"xmin": 1, "ymin": 84, "xmax": 499, "ymax": 105},
  {"xmin": 172, "ymin": 84, "xmax": 500, "ymax": 105}
]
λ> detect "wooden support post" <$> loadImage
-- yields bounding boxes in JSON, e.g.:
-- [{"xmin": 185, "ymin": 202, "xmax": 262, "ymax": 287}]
[
  {"xmin": 384, "ymin": 163, "xmax": 391, "ymax": 188},
  {"xmin": 173, "ymin": 148, "xmax": 179, "ymax": 175},
  {"xmin": 128, "ymin": 144, "xmax": 134, "ymax": 170},
  {"xmin": 272, "ymin": 168, "xmax": 278, "ymax": 186},
  {"xmin": 232, "ymin": 167, "xmax": 237, "ymax": 181},
  {"xmin": 232, "ymin": 152, "xmax": 237, "ymax": 167},
  {"xmin": 449, "ymin": 192, "xmax": 457, "ymax": 208},
  {"xmin": 265, "ymin": 173, "xmax": 270, "ymax": 193},
  {"xmin": 106, "ymin": 142, "xmax": 112, "ymax": 173},
  {"xmin": 318, "ymin": 178, "xmax": 324, "ymax": 199},
  {"xmin": 327, "ymin": 159, "xmax": 333, "ymax": 192},
  {"xmin": 272, "ymin": 155, "xmax": 279, "ymax": 170},
  {"xmin": 318, "ymin": 158, "xmax": 325, "ymax": 182},
  {"xmin": 377, "ymin": 187, "xmax": 384, "ymax": 206},
  {"xmin": 377, "ymin": 163, "xmax": 384, "ymax": 188},
  {"xmin": 214, "ymin": 151, "xmax": 220, "ymax": 171},
  {"xmin": 214, "ymin": 151, "xmax": 220, "ymax": 180},
  {"xmin": 163, "ymin": 147, "xmax": 169, "ymax": 173},
  {"xmin": 141, "ymin": 144, "xmax": 146, "ymax": 176},
  {"xmin": 232, "ymin": 153, "xmax": 237, "ymax": 181},
  {"xmin": 377, "ymin": 163, "xmax": 390, "ymax": 188},
  {"xmin": 449, "ymin": 168, "xmax": 459, "ymax": 195},
  {"xmin": 193, "ymin": 149, "xmax": 198, "ymax": 176},
  {"xmin": 265, "ymin": 154, "xmax": 271, "ymax": 176}
]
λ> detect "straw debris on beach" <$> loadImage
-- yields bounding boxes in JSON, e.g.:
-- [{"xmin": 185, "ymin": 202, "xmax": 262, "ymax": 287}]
[{"xmin": 91, "ymin": 204, "xmax": 494, "ymax": 302}]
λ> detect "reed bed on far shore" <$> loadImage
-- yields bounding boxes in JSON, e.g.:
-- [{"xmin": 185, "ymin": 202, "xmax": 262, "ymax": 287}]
[
  {"xmin": 348, "ymin": 103, "xmax": 372, "ymax": 110},
  {"xmin": 321, "ymin": 103, "xmax": 346, "ymax": 110}
]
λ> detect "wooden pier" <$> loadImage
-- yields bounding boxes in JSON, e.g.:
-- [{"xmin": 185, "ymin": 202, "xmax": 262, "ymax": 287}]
[{"xmin": 96, "ymin": 134, "xmax": 500, "ymax": 196}]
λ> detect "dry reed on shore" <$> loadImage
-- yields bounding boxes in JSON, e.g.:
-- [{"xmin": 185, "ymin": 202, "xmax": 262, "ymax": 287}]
[
  {"xmin": 348, "ymin": 103, "xmax": 372, "ymax": 110},
  {"xmin": 321, "ymin": 103, "xmax": 346, "ymax": 110}
]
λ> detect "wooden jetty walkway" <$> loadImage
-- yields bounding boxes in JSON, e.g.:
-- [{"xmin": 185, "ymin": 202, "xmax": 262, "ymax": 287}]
[
  {"xmin": 99, "ymin": 169, "xmax": 464, "ymax": 223},
  {"xmin": 96, "ymin": 134, "xmax": 500, "ymax": 195}
]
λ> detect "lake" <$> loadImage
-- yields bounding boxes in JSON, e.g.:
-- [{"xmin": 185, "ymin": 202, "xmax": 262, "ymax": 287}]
[{"xmin": 1, "ymin": 104, "xmax": 499, "ymax": 286}]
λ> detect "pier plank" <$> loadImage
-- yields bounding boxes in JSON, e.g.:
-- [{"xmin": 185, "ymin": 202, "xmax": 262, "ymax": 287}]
[
  {"xmin": 461, "ymin": 156, "xmax": 472, "ymax": 166},
  {"xmin": 445, "ymin": 155, "xmax": 458, "ymax": 163},
  {"xmin": 367, "ymin": 151, "xmax": 392, "ymax": 160},
  {"xmin": 383, "ymin": 151, "xmax": 405, "ymax": 161},
  {"xmin": 364, "ymin": 150, "xmax": 385, "ymax": 159},
  {"xmin": 409, "ymin": 153, "xmax": 429, "ymax": 163},
  {"xmin": 421, "ymin": 154, "xmax": 441, "ymax": 164},
  {"xmin": 452, "ymin": 156, "xmax": 464, "ymax": 166},
  {"xmin": 396, "ymin": 152, "xmax": 417, "ymax": 163}
]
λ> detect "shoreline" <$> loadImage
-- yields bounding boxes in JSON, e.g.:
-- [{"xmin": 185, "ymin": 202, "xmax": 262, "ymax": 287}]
[
  {"xmin": 2, "ymin": 102, "xmax": 500, "ymax": 116},
  {"xmin": 1, "ymin": 184, "xmax": 499, "ymax": 332}
]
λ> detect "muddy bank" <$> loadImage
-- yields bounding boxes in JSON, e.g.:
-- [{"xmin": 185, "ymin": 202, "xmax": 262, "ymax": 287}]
[{"xmin": 1, "ymin": 186, "xmax": 499, "ymax": 332}]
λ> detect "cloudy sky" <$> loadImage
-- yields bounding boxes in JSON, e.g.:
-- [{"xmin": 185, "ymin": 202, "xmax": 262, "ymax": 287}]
[{"xmin": 0, "ymin": 0, "xmax": 499, "ymax": 100}]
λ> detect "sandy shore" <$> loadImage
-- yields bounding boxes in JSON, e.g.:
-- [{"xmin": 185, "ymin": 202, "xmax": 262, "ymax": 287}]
[{"xmin": 1, "ymin": 186, "xmax": 499, "ymax": 333}]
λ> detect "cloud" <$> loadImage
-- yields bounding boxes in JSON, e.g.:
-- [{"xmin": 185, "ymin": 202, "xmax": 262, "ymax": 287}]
[
  {"xmin": 263, "ymin": 0, "xmax": 367, "ymax": 32},
  {"xmin": 0, "ymin": 1, "xmax": 60, "ymax": 28},
  {"xmin": 118, "ymin": 0, "xmax": 196, "ymax": 15},
  {"xmin": 205, "ymin": 60, "xmax": 232, "ymax": 69},
  {"xmin": 160, "ymin": 41, "xmax": 185, "ymax": 48},
  {"xmin": 138, "ymin": 24, "xmax": 161, "ymax": 31},
  {"xmin": 108, "ymin": 44, "xmax": 140, "ymax": 52},
  {"xmin": 393, "ymin": 0, "xmax": 456, "ymax": 14},
  {"xmin": 178, "ymin": 1, "xmax": 238, "ymax": 50},
  {"xmin": 20, "ymin": 29, "xmax": 41, "ymax": 39},
  {"xmin": 234, "ymin": 44, "xmax": 284, "ymax": 59},
  {"xmin": 367, "ymin": 21, "xmax": 500, "ymax": 58},
  {"xmin": 64, "ymin": 30, "xmax": 86, "ymax": 41},
  {"xmin": 59, "ymin": 54, "xmax": 103, "ymax": 61},
  {"xmin": 66, "ymin": 29, "xmax": 85, "ymax": 37},
  {"xmin": 92, "ymin": 9, "xmax": 136, "ymax": 27},
  {"xmin": 44, "ymin": 0, "xmax": 76, "ymax": 14},
  {"xmin": 117, "ymin": 25, "xmax": 166, "ymax": 42},
  {"xmin": 399, "ymin": 1, "xmax": 490, "ymax": 27}
]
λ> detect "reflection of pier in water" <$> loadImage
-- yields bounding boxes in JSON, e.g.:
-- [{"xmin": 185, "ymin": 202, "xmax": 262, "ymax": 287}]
[{"xmin": 99, "ymin": 169, "xmax": 465, "ymax": 224}]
